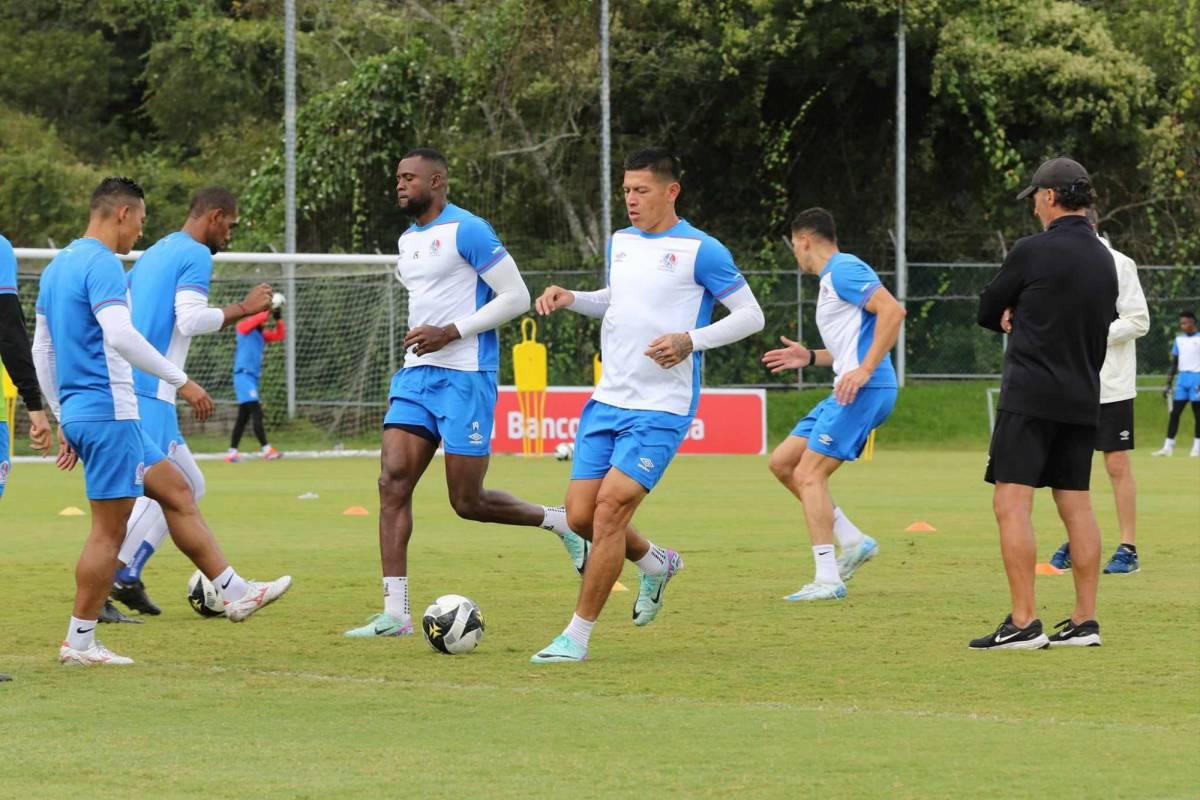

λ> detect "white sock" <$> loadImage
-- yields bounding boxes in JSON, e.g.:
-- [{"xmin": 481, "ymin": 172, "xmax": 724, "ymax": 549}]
[
  {"xmin": 215, "ymin": 566, "xmax": 249, "ymax": 602},
  {"xmin": 832, "ymin": 506, "xmax": 865, "ymax": 550},
  {"xmin": 227, "ymin": 447, "xmax": 238, "ymax": 454},
  {"xmin": 813, "ymin": 545, "xmax": 840, "ymax": 584},
  {"xmin": 635, "ymin": 543, "xmax": 669, "ymax": 576},
  {"xmin": 66, "ymin": 616, "xmax": 97, "ymax": 651},
  {"xmin": 1164, "ymin": 438, "xmax": 1175, "ymax": 450},
  {"xmin": 540, "ymin": 505, "xmax": 571, "ymax": 536},
  {"xmin": 383, "ymin": 576, "xmax": 409, "ymax": 619},
  {"xmin": 563, "ymin": 613, "xmax": 594, "ymax": 649},
  {"xmin": 261, "ymin": 443, "xmax": 272, "ymax": 453},
  {"xmin": 1192, "ymin": 438, "xmax": 1200, "ymax": 451}
]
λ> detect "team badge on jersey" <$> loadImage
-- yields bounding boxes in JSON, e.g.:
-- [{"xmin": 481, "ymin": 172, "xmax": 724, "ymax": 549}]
[
  {"xmin": 0, "ymin": 461, "xmax": 9, "ymax": 485},
  {"xmin": 658, "ymin": 252, "xmax": 678, "ymax": 272},
  {"xmin": 429, "ymin": 239, "xmax": 442, "ymax": 257}
]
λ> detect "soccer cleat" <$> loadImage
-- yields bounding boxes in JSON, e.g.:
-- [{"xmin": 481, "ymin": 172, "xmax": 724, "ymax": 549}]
[
  {"xmin": 1150, "ymin": 447, "xmax": 1172, "ymax": 457},
  {"xmin": 111, "ymin": 579, "xmax": 162, "ymax": 616},
  {"xmin": 0, "ymin": 673, "xmax": 11, "ymax": 682},
  {"xmin": 1049, "ymin": 542, "xmax": 1072, "ymax": 571},
  {"xmin": 97, "ymin": 599, "xmax": 143, "ymax": 624},
  {"xmin": 837, "ymin": 535, "xmax": 879, "ymax": 581},
  {"xmin": 530, "ymin": 634, "xmax": 588, "ymax": 664},
  {"xmin": 262, "ymin": 447, "xmax": 283, "ymax": 461},
  {"xmin": 224, "ymin": 450, "xmax": 241, "ymax": 463},
  {"xmin": 1047, "ymin": 618, "xmax": 1102, "ymax": 647},
  {"xmin": 560, "ymin": 531, "xmax": 590, "ymax": 576},
  {"xmin": 1103, "ymin": 546, "xmax": 1140, "ymax": 575},
  {"xmin": 968, "ymin": 614, "xmax": 1049, "ymax": 650},
  {"xmin": 59, "ymin": 640, "xmax": 134, "ymax": 666},
  {"xmin": 783, "ymin": 581, "xmax": 847, "ymax": 602},
  {"xmin": 344, "ymin": 613, "xmax": 414, "ymax": 638},
  {"xmin": 632, "ymin": 548, "xmax": 684, "ymax": 626},
  {"xmin": 224, "ymin": 576, "xmax": 292, "ymax": 622},
  {"xmin": 1191, "ymin": 445, "xmax": 1200, "ymax": 458}
]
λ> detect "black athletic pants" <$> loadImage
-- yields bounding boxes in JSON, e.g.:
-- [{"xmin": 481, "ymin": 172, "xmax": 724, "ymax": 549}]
[
  {"xmin": 1166, "ymin": 399, "xmax": 1200, "ymax": 439},
  {"xmin": 231, "ymin": 401, "xmax": 268, "ymax": 449}
]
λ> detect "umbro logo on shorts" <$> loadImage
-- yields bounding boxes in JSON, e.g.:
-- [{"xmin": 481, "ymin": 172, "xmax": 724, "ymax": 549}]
[
  {"xmin": 0, "ymin": 461, "xmax": 9, "ymax": 484},
  {"xmin": 818, "ymin": 433, "xmax": 834, "ymax": 445},
  {"xmin": 1120, "ymin": 430, "xmax": 1130, "ymax": 440},
  {"xmin": 638, "ymin": 457, "xmax": 655, "ymax": 472},
  {"xmin": 135, "ymin": 462, "xmax": 146, "ymax": 485}
]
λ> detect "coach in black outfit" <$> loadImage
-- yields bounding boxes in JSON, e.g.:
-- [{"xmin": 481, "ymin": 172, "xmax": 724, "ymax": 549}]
[{"xmin": 971, "ymin": 157, "xmax": 1118, "ymax": 651}]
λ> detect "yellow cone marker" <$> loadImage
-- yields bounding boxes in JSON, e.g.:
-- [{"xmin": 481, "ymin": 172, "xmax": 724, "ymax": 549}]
[
  {"xmin": 342, "ymin": 506, "xmax": 370, "ymax": 516},
  {"xmin": 58, "ymin": 506, "xmax": 85, "ymax": 517},
  {"xmin": 611, "ymin": 581, "xmax": 628, "ymax": 593},
  {"xmin": 905, "ymin": 521, "xmax": 936, "ymax": 532}
]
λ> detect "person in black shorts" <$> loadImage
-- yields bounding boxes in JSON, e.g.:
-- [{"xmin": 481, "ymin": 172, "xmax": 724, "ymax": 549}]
[
  {"xmin": 972, "ymin": 157, "xmax": 1118, "ymax": 651},
  {"xmin": 1047, "ymin": 209, "xmax": 1148, "ymax": 575}
]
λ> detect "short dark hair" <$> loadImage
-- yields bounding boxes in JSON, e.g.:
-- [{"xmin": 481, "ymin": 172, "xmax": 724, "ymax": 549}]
[
  {"xmin": 189, "ymin": 186, "xmax": 238, "ymax": 218},
  {"xmin": 402, "ymin": 147, "xmax": 449, "ymax": 174},
  {"xmin": 790, "ymin": 207, "xmax": 837, "ymax": 243},
  {"xmin": 1050, "ymin": 178, "xmax": 1096, "ymax": 211},
  {"xmin": 623, "ymin": 147, "xmax": 681, "ymax": 182},
  {"xmin": 90, "ymin": 176, "xmax": 144, "ymax": 216},
  {"xmin": 1181, "ymin": 310, "xmax": 1197, "ymax": 321}
]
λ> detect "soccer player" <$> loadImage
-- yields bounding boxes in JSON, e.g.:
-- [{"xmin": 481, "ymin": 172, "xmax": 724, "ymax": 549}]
[
  {"xmin": 343, "ymin": 147, "xmax": 588, "ymax": 639},
  {"xmin": 1152, "ymin": 310, "xmax": 1200, "ymax": 458},
  {"xmin": 530, "ymin": 147, "xmax": 765, "ymax": 663},
  {"xmin": 226, "ymin": 305, "xmax": 286, "ymax": 462},
  {"xmin": 32, "ymin": 177, "xmax": 292, "ymax": 667},
  {"xmin": 761, "ymin": 208, "xmax": 905, "ymax": 601},
  {"xmin": 109, "ymin": 187, "xmax": 275, "ymax": 616},
  {"xmin": 973, "ymin": 158, "xmax": 1116, "ymax": 651},
  {"xmin": 1048, "ymin": 209, "xmax": 1149, "ymax": 575}
]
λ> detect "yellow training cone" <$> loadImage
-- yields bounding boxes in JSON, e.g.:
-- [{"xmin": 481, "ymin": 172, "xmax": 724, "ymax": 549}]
[
  {"xmin": 342, "ymin": 506, "xmax": 370, "ymax": 516},
  {"xmin": 905, "ymin": 521, "xmax": 936, "ymax": 532},
  {"xmin": 58, "ymin": 507, "xmax": 85, "ymax": 517}
]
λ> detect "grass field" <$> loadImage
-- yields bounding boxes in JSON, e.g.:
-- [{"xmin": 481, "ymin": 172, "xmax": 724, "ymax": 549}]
[{"xmin": 1, "ymin": 449, "xmax": 1197, "ymax": 798}]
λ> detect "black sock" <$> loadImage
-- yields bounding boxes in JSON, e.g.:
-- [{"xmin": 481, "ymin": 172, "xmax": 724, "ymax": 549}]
[{"xmin": 1119, "ymin": 543, "xmax": 1137, "ymax": 555}]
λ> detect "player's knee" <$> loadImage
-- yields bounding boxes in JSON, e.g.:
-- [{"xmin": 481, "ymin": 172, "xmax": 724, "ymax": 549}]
[
  {"xmin": 448, "ymin": 491, "xmax": 488, "ymax": 522},
  {"xmin": 377, "ymin": 469, "xmax": 416, "ymax": 506},
  {"xmin": 592, "ymin": 493, "xmax": 631, "ymax": 535},
  {"xmin": 565, "ymin": 506, "xmax": 593, "ymax": 537},
  {"xmin": 768, "ymin": 449, "xmax": 797, "ymax": 483},
  {"xmin": 793, "ymin": 464, "xmax": 825, "ymax": 494}
]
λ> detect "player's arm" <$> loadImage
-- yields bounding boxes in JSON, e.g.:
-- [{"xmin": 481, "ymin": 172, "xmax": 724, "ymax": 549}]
[
  {"xmin": 1107, "ymin": 254, "xmax": 1149, "ymax": 345},
  {"xmin": 978, "ymin": 243, "xmax": 1027, "ymax": 333},
  {"xmin": 0, "ymin": 294, "xmax": 44, "ymax": 413},
  {"xmin": 833, "ymin": 286, "xmax": 906, "ymax": 404},
  {"xmin": 1164, "ymin": 351, "xmax": 1178, "ymax": 397},
  {"xmin": 686, "ymin": 284, "xmax": 765, "ymax": 351},
  {"xmin": 405, "ymin": 255, "xmax": 530, "ymax": 356},
  {"xmin": 237, "ymin": 310, "xmax": 270, "ymax": 335},
  {"xmin": 536, "ymin": 285, "xmax": 610, "ymax": 318},
  {"xmin": 262, "ymin": 315, "xmax": 287, "ymax": 343},
  {"xmin": 762, "ymin": 339, "xmax": 833, "ymax": 372},
  {"xmin": 175, "ymin": 284, "xmax": 273, "ymax": 336}
]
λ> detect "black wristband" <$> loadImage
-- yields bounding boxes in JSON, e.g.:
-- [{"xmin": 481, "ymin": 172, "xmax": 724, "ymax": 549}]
[{"xmin": 807, "ymin": 349, "xmax": 816, "ymax": 368}]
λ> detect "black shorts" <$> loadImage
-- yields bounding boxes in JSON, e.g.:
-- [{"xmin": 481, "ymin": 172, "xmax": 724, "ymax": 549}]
[
  {"xmin": 1095, "ymin": 399, "xmax": 1134, "ymax": 452},
  {"xmin": 985, "ymin": 411, "xmax": 1096, "ymax": 491}
]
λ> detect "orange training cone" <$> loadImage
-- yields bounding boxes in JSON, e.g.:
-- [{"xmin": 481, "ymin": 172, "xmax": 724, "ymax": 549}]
[
  {"xmin": 342, "ymin": 506, "xmax": 370, "ymax": 516},
  {"xmin": 905, "ymin": 521, "xmax": 936, "ymax": 532},
  {"xmin": 1036, "ymin": 562, "xmax": 1064, "ymax": 576}
]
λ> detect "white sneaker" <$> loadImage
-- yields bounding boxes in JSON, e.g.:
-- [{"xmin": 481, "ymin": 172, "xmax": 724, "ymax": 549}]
[
  {"xmin": 59, "ymin": 640, "xmax": 134, "ymax": 666},
  {"xmin": 1190, "ymin": 447, "xmax": 1200, "ymax": 458},
  {"xmin": 1151, "ymin": 447, "xmax": 1173, "ymax": 457},
  {"xmin": 225, "ymin": 576, "xmax": 293, "ymax": 622}
]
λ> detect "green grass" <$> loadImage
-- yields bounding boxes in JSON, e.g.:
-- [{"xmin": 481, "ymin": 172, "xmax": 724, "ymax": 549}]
[{"xmin": 1, "ymin": 451, "xmax": 1197, "ymax": 798}]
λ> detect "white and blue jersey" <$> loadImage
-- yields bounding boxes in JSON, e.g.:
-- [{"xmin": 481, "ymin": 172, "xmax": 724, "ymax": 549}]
[
  {"xmin": 1172, "ymin": 332, "xmax": 1200, "ymax": 401},
  {"xmin": 395, "ymin": 203, "xmax": 508, "ymax": 373}
]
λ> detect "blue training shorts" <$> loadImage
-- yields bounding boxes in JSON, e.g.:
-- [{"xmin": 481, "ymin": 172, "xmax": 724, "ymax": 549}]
[
  {"xmin": 233, "ymin": 372, "xmax": 260, "ymax": 404},
  {"xmin": 383, "ymin": 365, "xmax": 497, "ymax": 456},
  {"xmin": 62, "ymin": 419, "xmax": 165, "ymax": 500},
  {"xmin": 138, "ymin": 395, "xmax": 185, "ymax": 457},
  {"xmin": 790, "ymin": 387, "xmax": 898, "ymax": 462},
  {"xmin": 0, "ymin": 420, "xmax": 9, "ymax": 500},
  {"xmin": 1174, "ymin": 372, "xmax": 1200, "ymax": 402},
  {"xmin": 570, "ymin": 399, "xmax": 691, "ymax": 492}
]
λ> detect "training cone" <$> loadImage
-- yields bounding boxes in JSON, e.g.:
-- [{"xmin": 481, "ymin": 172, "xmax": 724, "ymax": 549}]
[
  {"xmin": 905, "ymin": 521, "xmax": 936, "ymax": 532},
  {"xmin": 611, "ymin": 581, "xmax": 629, "ymax": 593},
  {"xmin": 1036, "ymin": 562, "xmax": 1064, "ymax": 576},
  {"xmin": 297, "ymin": 492, "xmax": 319, "ymax": 500},
  {"xmin": 58, "ymin": 506, "xmax": 85, "ymax": 517},
  {"xmin": 342, "ymin": 506, "xmax": 370, "ymax": 516}
]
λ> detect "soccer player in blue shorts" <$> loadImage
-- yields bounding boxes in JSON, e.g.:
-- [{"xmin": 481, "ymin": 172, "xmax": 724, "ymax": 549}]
[
  {"xmin": 1152, "ymin": 310, "xmax": 1200, "ymax": 458},
  {"xmin": 33, "ymin": 177, "xmax": 291, "ymax": 666},
  {"xmin": 110, "ymin": 187, "xmax": 275, "ymax": 616},
  {"xmin": 226, "ymin": 305, "xmax": 286, "ymax": 462},
  {"xmin": 762, "ymin": 208, "xmax": 905, "ymax": 602},
  {"xmin": 531, "ymin": 148, "xmax": 765, "ymax": 662},
  {"xmin": 343, "ymin": 148, "xmax": 589, "ymax": 638}
]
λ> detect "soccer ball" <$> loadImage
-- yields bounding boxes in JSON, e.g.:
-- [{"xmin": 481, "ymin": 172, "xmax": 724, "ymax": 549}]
[
  {"xmin": 554, "ymin": 442, "xmax": 574, "ymax": 461},
  {"xmin": 187, "ymin": 569, "xmax": 225, "ymax": 618},
  {"xmin": 271, "ymin": 291, "xmax": 286, "ymax": 310},
  {"xmin": 421, "ymin": 594, "xmax": 484, "ymax": 655}
]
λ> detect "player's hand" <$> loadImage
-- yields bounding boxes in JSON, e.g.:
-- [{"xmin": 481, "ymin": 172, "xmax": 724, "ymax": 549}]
[
  {"xmin": 761, "ymin": 336, "xmax": 809, "ymax": 373},
  {"xmin": 1000, "ymin": 307, "xmax": 1014, "ymax": 334},
  {"xmin": 178, "ymin": 380, "xmax": 214, "ymax": 422},
  {"xmin": 834, "ymin": 367, "xmax": 872, "ymax": 406},
  {"xmin": 242, "ymin": 284, "xmax": 273, "ymax": 314},
  {"xmin": 28, "ymin": 409, "xmax": 52, "ymax": 455},
  {"xmin": 645, "ymin": 333, "xmax": 693, "ymax": 369},
  {"xmin": 55, "ymin": 427, "xmax": 78, "ymax": 471},
  {"xmin": 1163, "ymin": 384, "xmax": 1171, "ymax": 398},
  {"xmin": 404, "ymin": 324, "xmax": 460, "ymax": 356},
  {"xmin": 535, "ymin": 285, "xmax": 575, "ymax": 315}
]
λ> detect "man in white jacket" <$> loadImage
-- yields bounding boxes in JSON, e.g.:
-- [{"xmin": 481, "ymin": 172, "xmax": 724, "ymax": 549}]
[{"xmin": 1048, "ymin": 210, "xmax": 1149, "ymax": 576}]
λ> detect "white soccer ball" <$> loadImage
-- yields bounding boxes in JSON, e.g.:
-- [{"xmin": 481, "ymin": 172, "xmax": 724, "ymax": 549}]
[
  {"xmin": 421, "ymin": 594, "xmax": 484, "ymax": 655},
  {"xmin": 271, "ymin": 291, "xmax": 286, "ymax": 310},
  {"xmin": 554, "ymin": 442, "xmax": 574, "ymax": 461},
  {"xmin": 186, "ymin": 569, "xmax": 225, "ymax": 618}
]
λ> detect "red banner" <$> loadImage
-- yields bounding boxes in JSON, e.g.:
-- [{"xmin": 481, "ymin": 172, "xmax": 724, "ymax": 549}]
[{"xmin": 492, "ymin": 387, "xmax": 765, "ymax": 455}]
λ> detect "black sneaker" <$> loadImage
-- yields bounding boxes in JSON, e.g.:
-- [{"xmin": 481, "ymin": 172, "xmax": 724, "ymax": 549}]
[
  {"xmin": 968, "ymin": 614, "xmax": 1048, "ymax": 650},
  {"xmin": 97, "ymin": 599, "xmax": 144, "ymax": 624},
  {"xmin": 112, "ymin": 579, "xmax": 162, "ymax": 616},
  {"xmin": 0, "ymin": 673, "xmax": 11, "ymax": 682},
  {"xmin": 1047, "ymin": 618, "xmax": 1101, "ymax": 647}
]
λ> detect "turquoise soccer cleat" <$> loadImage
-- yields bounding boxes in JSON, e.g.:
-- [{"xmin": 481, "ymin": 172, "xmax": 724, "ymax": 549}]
[
  {"xmin": 530, "ymin": 634, "xmax": 588, "ymax": 664},
  {"xmin": 632, "ymin": 548, "xmax": 684, "ymax": 627},
  {"xmin": 836, "ymin": 535, "xmax": 879, "ymax": 581},
  {"xmin": 560, "ymin": 531, "xmax": 590, "ymax": 576},
  {"xmin": 784, "ymin": 581, "xmax": 848, "ymax": 602},
  {"xmin": 344, "ymin": 613, "xmax": 414, "ymax": 638}
]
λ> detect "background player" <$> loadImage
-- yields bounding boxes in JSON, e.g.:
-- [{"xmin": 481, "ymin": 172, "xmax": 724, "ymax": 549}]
[
  {"xmin": 1048, "ymin": 209, "xmax": 1149, "ymax": 575},
  {"xmin": 110, "ymin": 187, "xmax": 274, "ymax": 616},
  {"xmin": 33, "ymin": 177, "xmax": 291, "ymax": 667},
  {"xmin": 531, "ymin": 147, "xmax": 765, "ymax": 663},
  {"xmin": 762, "ymin": 208, "xmax": 905, "ymax": 601},
  {"xmin": 344, "ymin": 147, "xmax": 587, "ymax": 639},
  {"xmin": 1152, "ymin": 310, "xmax": 1200, "ymax": 458},
  {"xmin": 226, "ymin": 303, "xmax": 286, "ymax": 462}
]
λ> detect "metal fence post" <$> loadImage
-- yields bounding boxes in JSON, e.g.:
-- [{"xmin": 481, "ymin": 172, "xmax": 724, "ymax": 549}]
[{"xmin": 283, "ymin": 0, "xmax": 298, "ymax": 418}]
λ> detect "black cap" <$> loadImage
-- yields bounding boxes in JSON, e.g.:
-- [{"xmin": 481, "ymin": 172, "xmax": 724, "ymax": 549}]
[{"xmin": 1015, "ymin": 157, "xmax": 1090, "ymax": 200}]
